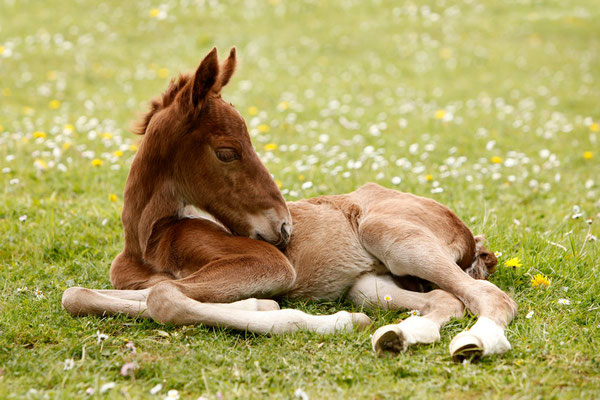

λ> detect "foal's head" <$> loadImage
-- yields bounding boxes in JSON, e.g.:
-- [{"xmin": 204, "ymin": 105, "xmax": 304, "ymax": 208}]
[{"xmin": 136, "ymin": 48, "xmax": 291, "ymax": 247}]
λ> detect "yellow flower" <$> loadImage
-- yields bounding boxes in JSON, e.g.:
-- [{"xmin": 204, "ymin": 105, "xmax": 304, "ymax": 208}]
[
  {"xmin": 2, "ymin": 88, "xmax": 10, "ymax": 96},
  {"xmin": 275, "ymin": 179, "xmax": 282, "ymax": 189},
  {"xmin": 298, "ymin": 174, "xmax": 305, "ymax": 182},
  {"xmin": 113, "ymin": 150, "xmax": 123, "ymax": 157},
  {"xmin": 34, "ymin": 159, "xmax": 48, "ymax": 170},
  {"xmin": 491, "ymin": 156, "xmax": 503, "ymax": 164},
  {"xmin": 109, "ymin": 194, "xmax": 118, "ymax": 202},
  {"xmin": 0, "ymin": 124, "xmax": 3, "ymax": 132},
  {"xmin": 91, "ymin": 159, "xmax": 103, "ymax": 167},
  {"xmin": 590, "ymin": 123, "xmax": 599, "ymax": 132},
  {"xmin": 434, "ymin": 109, "xmax": 446, "ymax": 119},
  {"xmin": 157, "ymin": 68, "xmax": 169, "ymax": 79},
  {"xmin": 257, "ymin": 124, "xmax": 270, "ymax": 133},
  {"xmin": 583, "ymin": 151, "xmax": 593, "ymax": 160},
  {"xmin": 62, "ymin": 142, "xmax": 71, "ymax": 150},
  {"xmin": 47, "ymin": 71, "xmax": 57, "ymax": 80},
  {"xmin": 129, "ymin": 144, "xmax": 138, "ymax": 152},
  {"xmin": 101, "ymin": 132, "xmax": 113, "ymax": 140},
  {"xmin": 383, "ymin": 294, "xmax": 392, "ymax": 302},
  {"xmin": 277, "ymin": 101, "xmax": 289, "ymax": 111},
  {"xmin": 248, "ymin": 106, "xmax": 258, "ymax": 116},
  {"xmin": 425, "ymin": 174, "xmax": 433, "ymax": 181},
  {"xmin": 149, "ymin": 8, "xmax": 160, "ymax": 17},
  {"xmin": 504, "ymin": 257, "xmax": 522, "ymax": 268},
  {"xmin": 0, "ymin": 46, "xmax": 4, "ymax": 54},
  {"xmin": 531, "ymin": 274, "xmax": 551, "ymax": 288},
  {"xmin": 33, "ymin": 131, "xmax": 47, "ymax": 139},
  {"xmin": 49, "ymin": 99, "xmax": 61, "ymax": 109},
  {"xmin": 63, "ymin": 123, "xmax": 74, "ymax": 133},
  {"xmin": 264, "ymin": 143, "xmax": 278, "ymax": 151}
]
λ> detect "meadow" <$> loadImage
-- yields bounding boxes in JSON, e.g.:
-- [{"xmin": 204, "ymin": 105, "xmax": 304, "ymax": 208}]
[{"xmin": 1, "ymin": 0, "xmax": 599, "ymax": 398}]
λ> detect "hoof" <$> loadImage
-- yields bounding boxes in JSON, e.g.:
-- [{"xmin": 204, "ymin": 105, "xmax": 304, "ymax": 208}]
[
  {"xmin": 256, "ymin": 299, "xmax": 281, "ymax": 311},
  {"xmin": 352, "ymin": 313, "xmax": 372, "ymax": 331},
  {"xmin": 372, "ymin": 325, "xmax": 406, "ymax": 356},
  {"xmin": 449, "ymin": 332, "xmax": 484, "ymax": 362}
]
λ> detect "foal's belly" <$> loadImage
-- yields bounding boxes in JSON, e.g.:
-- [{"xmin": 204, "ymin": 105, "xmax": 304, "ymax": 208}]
[{"xmin": 283, "ymin": 200, "xmax": 383, "ymax": 300}]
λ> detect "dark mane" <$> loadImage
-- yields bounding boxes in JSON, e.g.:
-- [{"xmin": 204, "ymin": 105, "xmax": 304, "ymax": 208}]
[{"xmin": 134, "ymin": 74, "xmax": 192, "ymax": 135}]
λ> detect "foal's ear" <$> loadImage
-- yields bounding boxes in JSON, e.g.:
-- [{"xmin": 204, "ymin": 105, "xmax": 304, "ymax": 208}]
[
  {"xmin": 216, "ymin": 47, "xmax": 237, "ymax": 90},
  {"xmin": 189, "ymin": 47, "xmax": 220, "ymax": 108}
]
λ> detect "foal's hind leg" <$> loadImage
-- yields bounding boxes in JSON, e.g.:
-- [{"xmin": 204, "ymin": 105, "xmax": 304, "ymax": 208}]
[
  {"xmin": 145, "ymin": 256, "xmax": 371, "ymax": 334},
  {"xmin": 348, "ymin": 274, "xmax": 464, "ymax": 355},
  {"xmin": 359, "ymin": 222, "xmax": 517, "ymax": 361}
]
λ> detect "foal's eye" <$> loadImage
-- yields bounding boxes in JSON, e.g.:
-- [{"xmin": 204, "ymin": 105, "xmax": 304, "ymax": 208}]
[{"xmin": 215, "ymin": 148, "xmax": 240, "ymax": 163}]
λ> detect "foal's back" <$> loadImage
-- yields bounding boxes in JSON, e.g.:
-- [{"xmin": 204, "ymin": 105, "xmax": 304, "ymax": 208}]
[{"xmin": 284, "ymin": 183, "xmax": 477, "ymax": 299}]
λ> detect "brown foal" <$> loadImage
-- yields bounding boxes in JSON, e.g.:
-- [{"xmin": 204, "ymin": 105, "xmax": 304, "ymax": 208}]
[{"xmin": 62, "ymin": 48, "xmax": 517, "ymax": 361}]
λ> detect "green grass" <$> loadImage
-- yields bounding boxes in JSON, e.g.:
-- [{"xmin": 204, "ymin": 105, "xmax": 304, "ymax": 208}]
[{"xmin": 1, "ymin": 0, "xmax": 599, "ymax": 398}]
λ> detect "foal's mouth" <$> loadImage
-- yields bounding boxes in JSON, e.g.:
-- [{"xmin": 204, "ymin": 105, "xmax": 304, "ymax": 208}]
[{"xmin": 256, "ymin": 233, "xmax": 289, "ymax": 251}]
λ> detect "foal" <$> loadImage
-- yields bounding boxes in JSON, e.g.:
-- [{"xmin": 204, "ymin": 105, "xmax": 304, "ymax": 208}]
[{"xmin": 62, "ymin": 48, "xmax": 517, "ymax": 361}]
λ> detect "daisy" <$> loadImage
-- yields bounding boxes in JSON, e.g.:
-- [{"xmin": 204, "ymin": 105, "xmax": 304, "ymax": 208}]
[
  {"xmin": 526, "ymin": 311, "xmax": 534, "ymax": 319},
  {"xmin": 63, "ymin": 358, "xmax": 75, "ymax": 370},
  {"xmin": 557, "ymin": 298, "xmax": 571, "ymax": 305},
  {"xmin": 96, "ymin": 330, "xmax": 108, "ymax": 344}
]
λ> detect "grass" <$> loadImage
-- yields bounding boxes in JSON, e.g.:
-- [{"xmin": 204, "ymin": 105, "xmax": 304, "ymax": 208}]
[{"xmin": 1, "ymin": 0, "xmax": 599, "ymax": 398}]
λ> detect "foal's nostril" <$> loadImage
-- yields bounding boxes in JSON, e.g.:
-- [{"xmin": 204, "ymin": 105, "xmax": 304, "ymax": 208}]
[{"xmin": 280, "ymin": 222, "xmax": 290, "ymax": 243}]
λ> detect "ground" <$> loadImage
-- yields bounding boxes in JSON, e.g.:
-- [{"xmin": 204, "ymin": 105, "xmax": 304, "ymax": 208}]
[{"xmin": 1, "ymin": 0, "xmax": 599, "ymax": 398}]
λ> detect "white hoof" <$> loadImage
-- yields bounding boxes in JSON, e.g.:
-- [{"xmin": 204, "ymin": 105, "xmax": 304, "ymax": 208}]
[
  {"xmin": 372, "ymin": 325, "xmax": 406, "ymax": 356},
  {"xmin": 372, "ymin": 316, "xmax": 440, "ymax": 356},
  {"xmin": 449, "ymin": 317, "xmax": 511, "ymax": 362},
  {"xmin": 255, "ymin": 299, "xmax": 281, "ymax": 311}
]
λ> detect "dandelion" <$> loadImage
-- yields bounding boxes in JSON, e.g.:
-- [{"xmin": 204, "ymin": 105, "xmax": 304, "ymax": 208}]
[
  {"xmin": 49, "ymin": 99, "xmax": 61, "ymax": 109},
  {"xmin": 165, "ymin": 389, "xmax": 180, "ymax": 400},
  {"xmin": 149, "ymin": 8, "xmax": 160, "ymax": 17},
  {"xmin": 530, "ymin": 274, "xmax": 551, "ymax": 288},
  {"xmin": 557, "ymin": 298, "xmax": 571, "ymax": 305},
  {"xmin": 264, "ymin": 143, "xmax": 278, "ymax": 151},
  {"xmin": 91, "ymin": 159, "xmax": 103, "ymax": 167},
  {"xmin": 109, "ymin": 194, "xmax": 118, "ymax": 202},
  {"xmin": 96, "ymin": 330, "xmax": 108, "ymax": 344},
  {"xmin": 257, "ymin": 124, "xmax": 270, "ymax": 133},
  {"xmin": 248, "ymin": 106, "xmax": 258, "ymax": 116},
  {"xmin": 425, "ymin": 174, "xmax": 433, "ymax": 181},
  {"xmin": 62, "ymin": 142, "xmax": 71, "ymax": 150},
  {"xmin": 34, "ymin": 159, "xmax": 48, "ymax": 170},
  {"xmin": 19, "ymin": 215, "xmax": 27, "ymax": 222},
  {"xmin": 113, "ymin": 150, "xmax": 123, "ymax": 157},
  {"xmin": 33, "ymin": 131, "xmax": 47, "ymax": 139},
  {"xmin": 434, "ymin": 109, "xmax": 446, "ymax": 119},
  {"xmin": 277, "ymin": 101, "xmax": 289, "ymax": 111},
  {"xmin": 129, "ymin": 144, "xmax": 138, "ymax": 152},
  {"xmin": 583, "ymin": 151, "xmax": 593, "ymax": 160},
  {"xmin": 491, "ymin": 156, "xmax": 503, "ymax": 164},
  {"xmin": 157, "ymin": 68, "xmax": 169, "ymax": 79},
  {"xmin": 590, "ymin": 122, "xmax": 599, "ymax": 132},
  {"xmin": 504, "ymin": 257, "xmax": 522, "ymax": 268},
  {"xmin": 526, "ymin": 310, "xmax": 534, "ymax": 319},
  {"xmin": 64, "ymin": 358, "xmax": 75, "ymax": 370},
  {"xmin": 150, "ymin": 383, "xmax": 163, "ymax": 395},
  {"xmin": 101, "ymin": 132, "xmax": 113, "ymax": 140},
  {"xmin": 407, "ymin": 309, "xmax": 421, "ymax": 317}
]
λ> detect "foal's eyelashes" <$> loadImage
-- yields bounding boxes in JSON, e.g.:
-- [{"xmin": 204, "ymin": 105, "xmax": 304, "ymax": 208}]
[{"xmin": 215, "ymin": 148, "xmax": 240, "ymax": 163}]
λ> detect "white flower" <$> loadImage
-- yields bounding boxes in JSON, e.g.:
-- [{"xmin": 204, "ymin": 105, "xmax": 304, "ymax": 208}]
[
  {"xmin": 391, "ymin": 176, "xmax": 401, "ymax": 185},
  {"xmin": 96, "ymin": 330, "xmax": 108, "ymax": 343},
  {"xmin": 383, "ymin": 294, "xmax": 392, "ymax": 302},
  {"xmin": 63, "ymin": 358, "xmax": 75, "ymax": 370},
  {"xmin": 408, "ymin": 309, "xmax": 421, "ymax": 317},
  {"xmin": 494, "ymin": 251, "xmax": 503, "ymax": 257},
  {"xmin": 9, "ymin": 178, "xmax": 19, "ymax": 184},
  {"xmin": 165, "ymin": 389, "xmax": 180, "ymax": 400},
  {"xmin": 34, "ymin": 289, "xmax": 43, "ymax": 299},
  {"xmin": 525, "ymin": 311, "xmax": 534, "ymax": 319},
  {"xmin": 295, "ymin": 388, "xmax": 309, "ymax": 400},
  {"xmin": 557, "ymin": 298, "xmax": 571, "ymax": 305},
  {"xmin": 150, "ymin": 383, "xmax": 163, "ymax": 395},
  {"xmin": 19, "ymin": 215, "xmax": 27, "ymax": 222},
  {"xmin": 301, "ymin": 181, "xmax": 313, "ymax": 190},
  {"xmin": 85, "ymin": 388, "xmax": 95, "ymax": 395},
  {"xmin": 99, "ymin": 382, "xmax": 116, "ymax": 394}
]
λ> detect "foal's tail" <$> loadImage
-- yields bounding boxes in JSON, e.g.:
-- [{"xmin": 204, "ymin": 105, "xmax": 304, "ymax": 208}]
[{"xmin": 466, "ymin": 235, "xmax": 498, "ymax": 280}]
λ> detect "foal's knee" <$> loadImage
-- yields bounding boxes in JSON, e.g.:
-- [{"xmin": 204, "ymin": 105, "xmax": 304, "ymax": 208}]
[{"xmin": 146, "ymin": 281, "xmax": 183, "ymax": 324}]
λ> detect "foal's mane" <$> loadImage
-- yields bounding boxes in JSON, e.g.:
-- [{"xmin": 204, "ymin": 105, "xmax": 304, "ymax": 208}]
[{"xmin": 134, "ymin": 74, "xmax": 192, "ymax": 135}]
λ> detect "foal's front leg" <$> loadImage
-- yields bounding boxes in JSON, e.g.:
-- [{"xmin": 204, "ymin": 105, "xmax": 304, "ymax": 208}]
[
  {"xmin": 144, "ymin": 255, "xmax": 371, "ymax": 334},
  {"xmin": 348, "ymin": 274, "xmax": 464, "ymax": 355}
]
